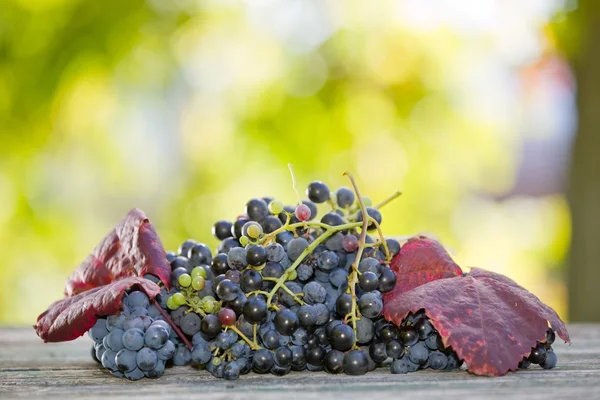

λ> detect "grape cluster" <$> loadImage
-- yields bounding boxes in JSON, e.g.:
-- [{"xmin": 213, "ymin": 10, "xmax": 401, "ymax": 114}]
[
  {"xmin": 382, "ymin": 311, "xmax": 462, "ymax": 373},
  {"xmin": 519, "ymin": 328, "xmax": 558, "ymax": 370},
  {"xmin": 88, "ymin": 178, "xmax": 558, "ymax": 380},
  {"xmin": 88, "ymin": 290, "xmax": 176, "ymax": 380}
]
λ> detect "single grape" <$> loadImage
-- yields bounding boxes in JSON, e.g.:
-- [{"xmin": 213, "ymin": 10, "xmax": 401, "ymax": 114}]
[
  {"xmin": 200, "ymin": 314, "xmax": 222, "ymax": 338},
  {"xmin": 101, "ymin": 349, "xmax": 118, "ymax": 371},
  {"xmin": 211, "ymin": 253, "xmax": 230, "ymax": 276},
  {"xmin": 156, "ymin": 340, "xmax": 176, "ymax": 360},
  {"xmin": 378, "ymin": 267, "xmax": 397, "ymax": 292},
  {"xmin": 528, "ymin": 344, "xmax": 547, "ymax": 364},
  {"xmin": 408, "ymin": 342, "xmax": 429, "ymax": 366},
  {"xmin": 231, "ymin": 217, "xmax": 249, "ymax": 239},
  {"xmin": 122, "ymin": 328, "xmax": 145, "ymax": 351},
  {"xmin": 399, "ymin": 325, "xmax": 419, "ymax": 346},
  {"xmin": 274, "ymin": 309, "xmax": 299, "ymax": 336},
  {"xmin": 253, "ymin": 348, "xmax": 275, "ymax": 373},
  {"xmin": 218, "ymin": 308, "xmax": 237, "ymax": 326},
  {"xmin": 227, "ymin": 247, "xmax": 248, "ymax": 271},
  {"xmin": 170, "ymin": 257, "xmax": 192, "ymax": 274},
  {"xmin": 546, "ymin": 329, "xmax": 556, "ymax": 346},
  {"xmin": 116, "ymin": 349, "xmax": 138, "ymax": 373},
  {"xmin": 215, "ymin": 279, "xmax": 238, "ymax": 302},
  {"xmin": 541, "ymin": 350, "xmax": 557, "ymax": 369},
  {"xmin": 265, "ymin": 243, "xmax": 286, "ymax": 262},
  {"xmin": 172, "ymin": 344, "xmax": 192, "ymax": 366},
  {"xmin": 171, "ymin": 292, "xmax": 186, "ymax": 307},
  {"xmin": 89, "ymin": 318, "xmax": 109, "ymax": 343},
  {"xmin": 390, "ymin": 358, "xmax": 411, "ymax": 374},
  {"xmin": 386, "ymin": 340, "xmax": 404, "ymax": 359},
  {"xmin": 103, "ymin": 328, "xmax": 125, "ymax": 352},
  {"xmin": 342, "ymin": 235, "xmax": 358, "ymax": 252},
  {"xmin": 321, "ymin": 212, "xmax": 343, "ymax": 227},
  {"xmin": 429, "ymin": 351, "xmax": 448, "ymax": 370},
  {"xmin": 188, "ymin": 243, "xmax": 212, "ymax": 266},
  {"xmin": 330, "ymin": 323, "xmax": 355, "ymax": 352},
  {"xmin": 127, "ymin": 292, "xmax": 150, "ymax": 309},
  {"xmin": 306, "ymin": 181, "xmax": 330, "ymax": 203},
  {"xmin": 144, "ymin": 325, "xmax": 169, "ymax": 350},
  {"xmin": 297, "ymin": 305, "xmax": 318, "ymax": 328},
  {"xmin": 218, "ymin": 237, "xmax": 242, "ymax": 254},
  {"xmin": 246, "ymin": 245, "xmax": 267, "ymax": 266},
  {"xmin": 136, "ymin": 347, "xmax": 158, "ymax": 371},
  {"xmin": 268, "ymin": 199, "xmax": 284, "ymax": 215},
  {"xmin": 356, "ymin": 317, "xmax": 374, "ymax": 344},
  {"xmin": 358, "ymin": 271, "xmax": 379, "ymax": 292},
  {"xmin": 356, "ymin": 207, "xmax": 382, "ymax": 231},
  {"xmin": 191, "ymin": 276, "xmax": 206, "ymax": 291},
  {"xmin": 191, "ymin": 342, "xmax": 212, "ymax": 365},
  {"xmin": 303, "ymin": 282, "xmax": 327, "ymax": 304},
  {"xmin": 240, "ymin": 269, "xmax": 263, "ymax": 293},
  {"xmin": 274, "ymin": 346, "xmax": 293, "ymax": 368},
  {"xmin": 357, "ymin": 292, "xmax": 383, "ymax": 318},
  {"xmin": 343, "ymin": 349, "xmax": 369, "ymax": 375},
  {"xmin": 180, "ymin": 312, "xmax": 202, "ymax": 336},
  {"xmin": 105, "ymin": 315, "xmax": 126, "ymax": 332},
  {"xmin": 385, "ymin": 239, "xmax": 401, "ymax": 258},
  {"xmin": 212, "ymin": 220, "xmax": 233, "ymax": 240},
  {"xmin": 178, "ymin": 239, "xmax": 197, "ymax": 257},
  {"xmin": 178, "ymin": 273, "xmax": 192, "ymax": 288},
  {"xmin": 317, "ymin": 251, "xmax": 339, "ymax": 271},
  {"xmin": 287, "ymin": 237, "xmax": 309, "ymax": 261},
  {"xmin": 306, "ymin": 345, "xmax": 326, "ymax": 366},
  {"xmin": 246, "ymin": 198, "xmax": 270, "ymax": 222},
  {"xmin": 324, "ymin": 349, "xmax": 345, "ymax": 374},
  {"xmin": 369, "ymin": 342, "xmax": 388, "ymax": 363},
  {"xmin": 295, "ymin": 204, "xmax": 312, "ymax": 222},
  {"xmin": 242, "ymin": 221, "xmax": 263, "ymax": 239},
  {"xmin": 335, "ymin": 187, "xmax": 355, "ymax": 208},
  {"xmin": 144, "ymin": 359, "xmax": 166, "ymax": 379}
]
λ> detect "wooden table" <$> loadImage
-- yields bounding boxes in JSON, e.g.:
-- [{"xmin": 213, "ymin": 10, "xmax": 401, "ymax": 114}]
[{"xmin": 1, "ymin": 324, "xmax": 599, "ymax": 399}]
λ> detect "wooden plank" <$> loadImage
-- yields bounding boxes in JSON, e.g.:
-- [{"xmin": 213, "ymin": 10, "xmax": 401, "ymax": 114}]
[{"xmin": 1, "ymin": 325, "xmax": 599, "ymax": 399}]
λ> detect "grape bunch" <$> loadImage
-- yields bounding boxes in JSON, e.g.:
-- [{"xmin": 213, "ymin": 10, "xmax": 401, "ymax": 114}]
[
  {"xmin": 519, "ymin": 328, "xmax": 558, "ymax": 370},
  {"xmin": 88, "ymin": 177, "xmax": 558, "ymax": 380},
  {"xmin": 88, "ymin": 290, "xmax": 176, "ymax": 380}
]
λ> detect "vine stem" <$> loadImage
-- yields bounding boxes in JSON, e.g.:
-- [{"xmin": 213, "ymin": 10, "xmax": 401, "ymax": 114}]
[
  {"xmin": 228, "ymin": 324, "xmax": 261, "ymax": 350},
  {"xmin": 266, "ymin": 220, "xmax": 364, "ymax": 307},
  {"xmin": 343, "ymin": 171, "xmax": 369, "ymax": 349},
  {"xmin": 368, "ymin": 216, "xmax": 390, "ymax": 262},
  {"xmin": 374, "ymin": 190, "xmax": 402, "ymax": 210},
  {"xmin": 151, "ymin": 298, "xmax": 193, "ymax": 350}
]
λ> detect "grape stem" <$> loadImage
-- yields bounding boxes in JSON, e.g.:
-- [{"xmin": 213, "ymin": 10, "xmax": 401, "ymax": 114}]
[
  {"xmin": 374, "ymin": 190, "xmax": 402, "ymax": 210},
  {"xmin": 150, "ymin": 297, "xmax": 193, "ymax": 351},
  {"xmin": 228, "ymin": 324, "xmax": 261, "ymax": 350},
  {"xmin": 265, "ymin": 219, "xmax": 364, "ymax": 307},
  {"xmin": 343, "ymin": 171, "xmax": 369, "ymax": 350}
]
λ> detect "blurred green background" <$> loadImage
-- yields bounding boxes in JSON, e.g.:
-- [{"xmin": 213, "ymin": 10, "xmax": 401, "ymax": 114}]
[{"xmin": 1, "ymin": 0, "xmax": 598, "ymax": 325}]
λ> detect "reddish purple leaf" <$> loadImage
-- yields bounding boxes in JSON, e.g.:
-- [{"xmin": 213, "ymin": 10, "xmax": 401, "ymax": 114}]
[
  {"xmin": 35, "ymin": 277, "xmax": 160, "ymax": 342},
  {"xmin": 65, "ymin": 208, "xmax": 170, "ymax": 296},
  {"xmin": 383, "ymin": 237, "xmax": 462, "ymax": 304},
  {"xmin": 383, "ymin": 267, "xmax": 570, "ymax": 376}
]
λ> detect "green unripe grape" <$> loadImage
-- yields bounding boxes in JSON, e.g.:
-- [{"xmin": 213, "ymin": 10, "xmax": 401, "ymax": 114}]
[
  {"xmin": 268, "ymin": 199, "xmax": 284, "ymax": 215},
  {"xmin": 166, "ymin": 296, "xmax": 178, "ymax": 310},
  {"xmin": 246, "ymin": 223, "xmax": 262, "ymax": 239},
  {"xmin": 361, "ymin": 196, "xmax": 372, "ymax": 207},
  {"xmin": 178, "ymin": 273, "xmax": 192, "ymax": 288},
  {"xmin": 191, "ymin": 266, "xmax": 207, "ymax": 279},
  {"xmin": 192, "ymin": 276, "xmax": 206, "ymax": 291},
  {"xmin": 202, "ymin": 300, "xmax": 215, "ymax": 313},
  {"xmin": 172, "ymin": 292, "xmax": 186, "ymax": 306},
  {"xmin": 239, "ymin": 236, "xmax": 250, "ymax": 246},
  {"xmin": 287, "ymin": 270, "xmax": 297, "ymax": 281},
  {"xmin": 212, "ymin": 357, "xmax": 221, "ymax": 366}
]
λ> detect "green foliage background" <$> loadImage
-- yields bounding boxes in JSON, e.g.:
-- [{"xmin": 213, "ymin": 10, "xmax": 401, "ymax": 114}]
[{"xmin": 0, "ymin": 0, "xmax": 571, "ymax": 324}]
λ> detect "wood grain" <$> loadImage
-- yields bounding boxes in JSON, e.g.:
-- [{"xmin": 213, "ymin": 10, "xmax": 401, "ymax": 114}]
[{"xmin": 1, "ymin": 325, "xmax": 599, "ymax": 399}]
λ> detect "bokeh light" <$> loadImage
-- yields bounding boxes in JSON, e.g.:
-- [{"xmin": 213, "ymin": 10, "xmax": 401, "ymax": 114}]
[{"xmin": 0, "ymin": 0, "xmax": 576, "ymax": 324}]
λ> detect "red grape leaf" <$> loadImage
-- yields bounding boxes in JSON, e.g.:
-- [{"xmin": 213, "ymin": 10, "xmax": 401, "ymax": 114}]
[
  {"xmin": 383, "ymin": 266, "xmax": 571, "ymax": 376},
  {"xmin": 34, "ymin": 277, "xmax": 160, "ymax": 342},
  {"xmin": 383, "ymin": 236, "xmax": 462, "ymax": 303},
  {"xmin": 65, "ymin": 208, "xmax": 170, "ymax": 296}
]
